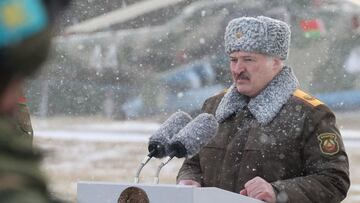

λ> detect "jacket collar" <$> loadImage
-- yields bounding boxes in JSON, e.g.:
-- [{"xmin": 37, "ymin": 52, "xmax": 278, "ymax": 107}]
[{"xmin": 215, "ymin": 66, "xmax": 299, "ymax": 125}]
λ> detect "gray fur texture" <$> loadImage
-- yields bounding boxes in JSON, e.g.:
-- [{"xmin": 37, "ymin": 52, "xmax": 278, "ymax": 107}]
[
  {"xmin": 215, "ymin": 66, "xmax": 298, "ymax": 125},
  {"xmin": 215, "ymin": 84, "xmax": 247, "ymax": 123},
  {"xmin": 224, "ymin": 16, "xmax": 291, "ymax": 60},
  {"xmin": 170, "ymin": 113, "xmax": 219, "ymax": 158},
  {"xmin": 149, "ymin": 111, "xmax": 192, "ymax": 145}
]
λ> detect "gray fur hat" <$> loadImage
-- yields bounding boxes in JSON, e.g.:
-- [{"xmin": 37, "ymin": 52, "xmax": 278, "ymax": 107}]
[{"xmin": 224, "ymin": 16, "xmax": 291, "ymax": 60}]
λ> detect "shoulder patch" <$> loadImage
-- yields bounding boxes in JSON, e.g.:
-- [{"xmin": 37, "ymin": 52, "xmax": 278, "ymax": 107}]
[
  {"xmin": 317, "ymin": 133, "xmax": 340, "ymax": 155},
  {"xmin": 293, "ymin": 89, "xmax": 323, "ymax": 107}
]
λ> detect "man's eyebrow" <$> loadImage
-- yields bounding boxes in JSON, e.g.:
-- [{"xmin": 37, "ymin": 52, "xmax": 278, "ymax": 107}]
[
  {"xmin": 230, "ymin": 55, "xmax": 254, "ymax": 58},
  {"xmin": 242, "ymin": 55, "xmax": 255, "ymax": 58}
]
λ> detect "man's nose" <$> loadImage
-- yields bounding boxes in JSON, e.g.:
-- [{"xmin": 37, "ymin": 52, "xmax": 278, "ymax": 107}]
[{"xmin": 233, "ymin": 61, "xmax": 245, "ymax": 73}]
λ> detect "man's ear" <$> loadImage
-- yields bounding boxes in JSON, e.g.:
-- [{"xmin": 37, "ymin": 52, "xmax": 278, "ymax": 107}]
[{"xmin": 272, "ymin": 57, "xmax": 283, "ymax": 71}]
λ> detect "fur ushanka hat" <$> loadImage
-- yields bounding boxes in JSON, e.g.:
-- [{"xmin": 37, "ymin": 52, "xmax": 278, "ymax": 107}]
[{"xmin": 224, "ymin": 16, "xmax": 291, "ymax": 60}]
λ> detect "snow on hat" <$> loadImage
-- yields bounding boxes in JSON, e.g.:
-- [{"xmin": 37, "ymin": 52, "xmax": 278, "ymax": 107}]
[{"xmin": 224, "ymin": 16, "xmax": 291, "ymax": 60}]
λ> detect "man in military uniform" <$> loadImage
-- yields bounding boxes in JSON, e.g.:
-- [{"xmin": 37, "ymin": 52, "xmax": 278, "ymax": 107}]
[
  {"xmin": 177, "ymin": 16, "xmax": 350, "ymax": 203},
  {"xmin": 0, "ymin": 0, "xmax": 69, "ymax": 202}
]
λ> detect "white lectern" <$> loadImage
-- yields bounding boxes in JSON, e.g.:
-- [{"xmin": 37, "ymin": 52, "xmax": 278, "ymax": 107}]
[{"xmin": 77, "ymin": 182, "xmax": 264, "ymax": 203}]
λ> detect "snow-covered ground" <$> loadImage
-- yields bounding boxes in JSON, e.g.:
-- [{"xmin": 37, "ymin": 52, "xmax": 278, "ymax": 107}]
[
  {"xmin": 32, "ymin": 116, "xmax": 360, "ymax": 202},
  {"xmin": 34, "ymin": 120, "xmax": 360, "ymax": 148},
  {"xmin": 35, "ymin": 120, "xmax": 158, "ymax": 142}
]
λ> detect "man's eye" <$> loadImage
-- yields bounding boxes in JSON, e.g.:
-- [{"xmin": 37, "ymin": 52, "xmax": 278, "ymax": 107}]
[
  {"xmin": 244, "ymin": 58, "xmax": 253, "ymax": 61},
  {"xmin": 230, "ymin": 58, "xmax": 237, "ymax": 62}
]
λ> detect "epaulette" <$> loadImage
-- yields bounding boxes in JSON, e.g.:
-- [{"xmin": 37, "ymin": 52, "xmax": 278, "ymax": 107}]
[
  {"xmin": 293, "ymin": 89, "xmax": 323, "ymax": 107},
  {"xmin": 212, "ymin": 88, "xmax": 228, "ymax": 96}
]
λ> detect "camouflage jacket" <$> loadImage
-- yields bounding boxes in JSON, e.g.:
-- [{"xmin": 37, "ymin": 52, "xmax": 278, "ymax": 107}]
[
  {"xmin": 0, "ymin": 116, "xmax": 59, "ymax": 203},
  {"xmin": 14, "ymin": 98, "xmax": 34, "ymax": 142}
]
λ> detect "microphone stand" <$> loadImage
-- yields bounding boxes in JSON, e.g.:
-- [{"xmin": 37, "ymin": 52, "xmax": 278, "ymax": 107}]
[
  {"xmin": 134, "ymin": 149, "xmax": 156, "ymax": 183},
  {"xmin": 153, "ymin": 151, "xmax": 176, "ymax": 184},
  {"xmin": 153, "ymin": 141, "xmax": 186, "ymax": 184}
]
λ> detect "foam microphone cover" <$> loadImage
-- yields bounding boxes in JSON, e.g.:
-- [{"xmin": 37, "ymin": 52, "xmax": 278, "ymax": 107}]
[
  {"xmin": 169, "ymin": 113, "xmax": 218, "ymax": 158},
  {"xmin": 148, "ymin": 111, "xmax": 192, "ymax": 158}
]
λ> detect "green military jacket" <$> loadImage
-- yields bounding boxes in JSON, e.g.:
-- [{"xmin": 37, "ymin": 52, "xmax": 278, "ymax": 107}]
[
  {"xmin": 0, "ymin": 116, "xmax": 58, "ymax": 203},
  {"xmin": 177, "ymin": 67, "xmax": 349, "ymax": 203},
  {"xmin": 14, "ymin": 100, "xmax": 34, "ymax": 142}
]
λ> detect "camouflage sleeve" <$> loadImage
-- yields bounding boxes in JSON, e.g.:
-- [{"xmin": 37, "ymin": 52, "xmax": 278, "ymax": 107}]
[
  {"xmin": 0, "ymin": 119, "xmax": 61, "ymax": 203},
  {"xmin": 14, "ymin": 100, "xmax": 34, "ymax": 142},
  {"xmin": 271, "ymin": 106, "xmax": 350, "ymax": 203}
]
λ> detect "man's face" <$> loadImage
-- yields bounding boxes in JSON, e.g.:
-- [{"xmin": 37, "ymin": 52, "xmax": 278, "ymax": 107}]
[{"xmin": 230, "ymin": 51, "xmax": 282, "ymax": 97}]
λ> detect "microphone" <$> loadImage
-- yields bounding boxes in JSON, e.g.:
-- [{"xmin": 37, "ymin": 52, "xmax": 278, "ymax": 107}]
[
  {"xmin": 134, "ymin": 111, "xmax": 192, "ymax": 183},
  {"xmin": 153, "ymin": 113, "xmax": 219, "ymax": 184},
  {"xmin": 148, "ymin": 111, "xmax": 193, "ymax": 158}
]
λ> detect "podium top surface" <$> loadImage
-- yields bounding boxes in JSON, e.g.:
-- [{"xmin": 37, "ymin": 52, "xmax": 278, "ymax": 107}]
[{"xmin": 77, "ymin": 181, "xmax": 264, "ymax": 203}]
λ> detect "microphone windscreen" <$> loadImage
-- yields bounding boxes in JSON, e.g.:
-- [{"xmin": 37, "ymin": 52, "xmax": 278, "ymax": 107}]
[
  {"xmin": 148, "ymin": 111, "xmax": 192, "ymax": 158},
  {"xmin": 170, "ymin": 113, "xmax": 218, "ymax": 158}
]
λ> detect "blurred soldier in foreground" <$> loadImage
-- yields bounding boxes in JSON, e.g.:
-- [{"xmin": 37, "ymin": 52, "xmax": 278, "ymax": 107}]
[
  {"xmin": 0, "ymin": 0, "xmax": 69, "ymax": 202},
  {"xmin": 15, "ymin": 90, "xmax": 34, "ymax": 142},
  {"xmin": 177, "ymin": 16, "xmax": 350, "ymax": 202}
]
